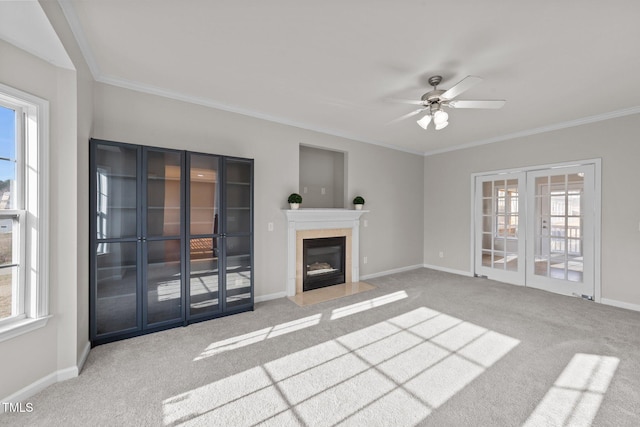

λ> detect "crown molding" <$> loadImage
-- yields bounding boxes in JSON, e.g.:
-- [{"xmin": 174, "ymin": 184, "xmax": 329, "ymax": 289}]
[
  {"xmin": 96, "ymin": 74, "xmax": 424, "ymax": 156},
  {"xmin": 423, "ymin": 106, "xmax": 640, "ymax": 156}
]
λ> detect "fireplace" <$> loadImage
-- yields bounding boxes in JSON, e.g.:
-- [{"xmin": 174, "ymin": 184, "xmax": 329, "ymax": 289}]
[
  {"xmin": 284, "ymin": 209, "xmax": 367, "ymax": 296},
  {"xmin": 303, "ymin": 236, "xmax": 346, "ymax": 291}
]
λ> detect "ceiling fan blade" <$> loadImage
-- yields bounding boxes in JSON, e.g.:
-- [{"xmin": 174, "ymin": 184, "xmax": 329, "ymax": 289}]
[
  {"xmin": 448, "ymin": 99, "xmax": 506, "ymax": 109},
  {"xmin": 441, "ymin": 75, "xmax": 482, "ymax": 100},
  {"xmin": 387, "ymin": 108, "xmax": 426, "ymax": 124},
  {"xmin": 385, "ymin": 98, "xmax": 424, "ymax": 105}
]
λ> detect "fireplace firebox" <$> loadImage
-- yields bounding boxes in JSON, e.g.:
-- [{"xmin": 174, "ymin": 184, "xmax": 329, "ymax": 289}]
[{"xmin": 303, "ymin": 236, "xmax": 346, "ymax": 291}]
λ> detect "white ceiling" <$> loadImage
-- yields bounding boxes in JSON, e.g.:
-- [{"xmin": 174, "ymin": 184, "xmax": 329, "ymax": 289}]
[
  {"xmin": 0, "ymin": 1, "xmax": 73, "ymax": 70},
  {"xmin": 58, "ymin": 1, "xmax": 640, "ymax": 154}
]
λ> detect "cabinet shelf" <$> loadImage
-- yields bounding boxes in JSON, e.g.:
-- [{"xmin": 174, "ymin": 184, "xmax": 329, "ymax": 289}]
[{"xmin": 104, "ymin": 173, "xmax": 136, "ymax": 179}]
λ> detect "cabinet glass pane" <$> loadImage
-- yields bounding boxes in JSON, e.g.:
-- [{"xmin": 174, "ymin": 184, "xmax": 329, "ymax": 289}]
[
  {"xmin": 147, "ymin": 150, "xmax": 182, "ymax": 237},
  {"xmin": 225, "ymin": 160, "xmax": 251, "ymax": 234},
  {"xmin": 95, "ymin": 144, "xmax": 138, "ymax": 239},
  {"xmin": 226, "ymin": 208, "xmax": 251, "ymax": 234},
  {"xmin": 189, "ymin": 237, "xmax": 220, "ymax": 316},
  {"xmin": 147, "ymin": 239, "xmax": 182, "ymax": 324},
  {"xmin": 190, "ymin": 154, "xmax": 219, "ymax": 236},
  {"xmin": 96, "ymin": 242, "xmax": 137, "ymax": 335},
  {"xmin": 225, "ymin": 236, "xmax": 251, "ymax": 308}
]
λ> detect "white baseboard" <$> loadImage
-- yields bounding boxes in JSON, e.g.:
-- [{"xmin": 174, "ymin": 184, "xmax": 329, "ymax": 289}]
[
  {"xmin": 2, "ymin": 371, "xmax": 59, "ymax": 409},
  {"xmin": 422, "ymin": 263, "xmax": 474, "ymax": 277},
  {"xmin": 254, "ymin": 291, "xmax": 287, "ymax": 303},
  {"xmin": 360, "ymin": 264, "xmax": 423, "ymax": 280},
  {"xmin": 1, "ymin": 365, "xmax": 77, "ymax": 409},
  {"xmin": 1, "ymin": 343, "xmax": 91, "ymax": 408},
  {"xmin": 600, "ymin": 298, "xmax": 640, "ymax": 313},
  {"xmin": 78, "ymin": 341, "xmax": 91, "ymax": 374}
]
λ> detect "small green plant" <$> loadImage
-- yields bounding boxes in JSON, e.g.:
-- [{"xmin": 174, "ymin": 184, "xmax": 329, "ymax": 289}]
[
  {"xmin": 353, "ymin": 196, "xmax": 365, "ymax": 205},
  {"xmin": 288, "ymin": 193, "xmax": 302, "ymax": 204}
]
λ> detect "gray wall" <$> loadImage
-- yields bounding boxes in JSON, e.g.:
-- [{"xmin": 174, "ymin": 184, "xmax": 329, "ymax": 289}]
[
  {"xmin": 92, "ymin": 83, "xmax": 425, "ymax": 298},
  {"xmin": 299, "ymin": 145, "xmax": 345, "ymax": 208},
  {"xmin": 424, "ymin": 113, "xmax": 640, "ymax": 306},
  {"xmin": 39, "ymin": 0, "xmax": 94, "ymax": 383},
  {"xmin": 0, "ymin": 38, "xmax": 80, "ymax": 399}
]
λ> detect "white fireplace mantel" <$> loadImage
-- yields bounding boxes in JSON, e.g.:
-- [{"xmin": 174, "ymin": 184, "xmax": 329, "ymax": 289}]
[{"xmin": 284, "ymin": 209, "xmax": 368, "ymax": 296}]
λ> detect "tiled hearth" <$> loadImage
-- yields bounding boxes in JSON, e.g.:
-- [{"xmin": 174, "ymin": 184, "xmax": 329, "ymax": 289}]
[{"xmin": 284, "ymin": 209, "xmax": 368, "ymax": 297}]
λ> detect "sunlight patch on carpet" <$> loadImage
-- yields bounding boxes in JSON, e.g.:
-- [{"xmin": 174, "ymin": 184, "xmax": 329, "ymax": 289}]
[
  {"xmin": 194, "ymin": 291, "xmax": 408, "ymax": 361},
  {"xmin": 167, "ymin": 306, "xmax": 520, "ymax": 426},
  {"xmin": 193, "ymin": 314, "xmax": 322, "ymax": 361},
  {"xmin": 330, "ymin": 290, "xmax": 408, "ymax": 320},
  {"xmin": 523, "ymin": 353, "xmax": 619, "ymax": 427}
]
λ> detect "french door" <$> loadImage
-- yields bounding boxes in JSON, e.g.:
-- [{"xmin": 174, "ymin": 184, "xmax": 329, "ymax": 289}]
[
  {"xmin": 525, "ymin": 166, "xmax": 595, "ymax": 297},
  {"xmin": 474, "ymin": 173, "xmax": 526, "ymax": 285},
  {"xmin": 474, "ymin": 164, "xmax": 596, "ymax": 299}
]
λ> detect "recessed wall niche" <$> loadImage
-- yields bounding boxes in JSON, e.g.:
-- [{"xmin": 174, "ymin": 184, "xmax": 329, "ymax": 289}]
[{"xmin": 299, "ymin": 145, "xmax": 346, "ymax": 208}]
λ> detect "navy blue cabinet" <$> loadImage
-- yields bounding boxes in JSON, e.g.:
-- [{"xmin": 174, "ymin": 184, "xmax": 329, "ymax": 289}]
[{"xmin": 90, "ymin": 139, "xmax": 253, "ymax": 346}]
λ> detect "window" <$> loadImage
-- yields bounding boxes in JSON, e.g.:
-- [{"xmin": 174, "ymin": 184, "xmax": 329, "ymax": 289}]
[{"xmin": 0, "ymin": 83, "xmax": 49, "ymax": 342}]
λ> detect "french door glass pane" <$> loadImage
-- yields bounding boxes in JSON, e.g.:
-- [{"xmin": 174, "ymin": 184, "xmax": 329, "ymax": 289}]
[
  {"xmin": 147, "ymin": 239, "xmax": 182, "ymax": 324},
  {"xmin": 226, "ymin": 236, "xmax": 251, "ymax": 308},
  {"xmin": 481, "ymin": 177, "xmax": 520, "ymax": 273},
  {"xmin": 96, "ymin": 242, "xmax": 137, "ymax": 334},
  {"xmin": 225, "ymin": 160, "xmax": 251, "ymax": 234},
  {"xmin": 190, "ymin": 237, "xmax": 220, "ymax": 316},
  {"xmin": 147, "ymin": 151, "xmax": 182, "ymax": 237},
  {"xmin": 190, "ymin": 154, "xmax": 219, "ymax": 235},
  {"xmin": 534, "ymin": 172, "xmax": 584, "ymax": 283},
  {"xmin": 95, "ymin": 144, "xmax": 138, "ymax": 239}
]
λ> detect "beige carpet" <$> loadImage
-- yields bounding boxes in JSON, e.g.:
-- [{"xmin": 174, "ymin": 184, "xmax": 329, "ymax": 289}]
[{"xmin": 2, "ymin": 268, "xmax": 639, "ymax": 426}]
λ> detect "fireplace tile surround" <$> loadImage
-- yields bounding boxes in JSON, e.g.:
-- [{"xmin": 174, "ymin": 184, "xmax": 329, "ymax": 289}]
[{"xmin": 284, "ymin": 209, "xmax": 368, "ymax": 297}]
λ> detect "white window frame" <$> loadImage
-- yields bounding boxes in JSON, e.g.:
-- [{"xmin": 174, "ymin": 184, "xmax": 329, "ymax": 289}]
[{"xmin": 0, "ymin": 82, "xmax": 50, "ymax": 342}]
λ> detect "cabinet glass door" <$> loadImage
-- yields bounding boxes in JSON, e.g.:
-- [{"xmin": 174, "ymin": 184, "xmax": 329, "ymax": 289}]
[
  {"xmin": 223, "ymin": 158, "xmax": 253, "ymax": 309},
  {"xmin": 188, "ymin": 153, "xmax": 221, "ymax": 318},
  {"xmin": 92, "ymin": 142, "xmax": 140, "ymax": 338},
  {"xmin": 144, "ymin": 149, "xmax": 184, "ymax": 326}
]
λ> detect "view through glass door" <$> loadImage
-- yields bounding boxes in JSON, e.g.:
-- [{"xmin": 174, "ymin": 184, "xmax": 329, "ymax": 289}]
[
  {"xmin": 526, "ymin": 165, "xmax": 595, "ymax": 298},
  {"xmin": 474, "ymin": 164, "xmax": 596, "ymax": 299}
]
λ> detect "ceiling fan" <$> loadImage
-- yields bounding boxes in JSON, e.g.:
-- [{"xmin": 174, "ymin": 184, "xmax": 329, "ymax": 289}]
[{"xmin": 392, "ymin": 75, "xmax": 506, "ymax": 130}]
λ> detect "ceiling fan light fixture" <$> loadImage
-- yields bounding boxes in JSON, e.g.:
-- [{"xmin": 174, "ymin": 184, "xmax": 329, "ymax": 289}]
[
  {"xmin": 435, "ymin": 120, "xmax": 449, "ymax": 130},
  {"xmin": 433, "ymin": 109, "xmax": 449, "ymax": 125},
  {"xmin": 416, "ymin": 114, "xmax": 432, "ymax": 129}
]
